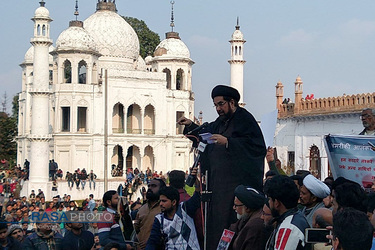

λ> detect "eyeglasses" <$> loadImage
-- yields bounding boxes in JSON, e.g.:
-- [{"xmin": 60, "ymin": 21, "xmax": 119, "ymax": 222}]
[
  {"xmin": 360, "ymin": 114, "xmax": 373, "ymax": 119},
  {"xmin": 262, "ymin": 210, "xmax": 272, "ymax": 216},
  {"xmin": 213, "ymin": 101, "xmax": 227, "ymax": 108},
  {"xmin": 233, "ymin": 203, "xmax": 244, "ymax": 208}
]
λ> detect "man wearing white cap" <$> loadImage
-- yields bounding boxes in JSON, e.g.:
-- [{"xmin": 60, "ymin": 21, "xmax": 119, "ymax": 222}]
[{"xmin": 300, "ymin": 174, "xmax": 330, "ymax": 227}]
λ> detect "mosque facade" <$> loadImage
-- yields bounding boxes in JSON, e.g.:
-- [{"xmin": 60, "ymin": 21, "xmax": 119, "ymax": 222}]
[
  {"xmin": 17, "ymin": 0, "xmax": 197, "ymax": 196},
  {"xmin": 273, "ymin": 76, "xmax": 375, "ymax": 179}
]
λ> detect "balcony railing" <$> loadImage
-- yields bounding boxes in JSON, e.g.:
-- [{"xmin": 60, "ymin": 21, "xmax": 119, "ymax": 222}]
[
  {"xmin": 112, "ymin": 128, "xmax": 124, "ymax": 133},
  {"xmin": 144, "ymin": 129, "xmax": 155, "ymax": 135},
  {"xmin": 127, "ymin": 128, "xmax": 142, "ymax": 134}
]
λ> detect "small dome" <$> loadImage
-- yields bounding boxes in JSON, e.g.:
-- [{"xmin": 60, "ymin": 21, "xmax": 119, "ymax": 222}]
[
  {"xmin": 23, "ymin": 45, "xmax": 55, "ymax": 64},
  {"xmin": 56, "ymin": 25, "xmax": 97, "ymax": 53},
  {"xmin": 84, "ymin": 10, "xmax": 139, "ymax": 59},
  {"xmin": 154, "ymin": 38, "xmax": 190, "ymax": 59},
  {"xmin": 231, "ymin": 29, "xmax": 244, "ymax": 40},
  {"xmin": 145, "ymin": 55, "xmax": 153, "ymax": 64},
  {"xmin": 34, "ymin": 6, "xmax": 50, "ymax": 19}
]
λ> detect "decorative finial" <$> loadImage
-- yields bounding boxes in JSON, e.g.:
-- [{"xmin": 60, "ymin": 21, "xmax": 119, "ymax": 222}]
[
  {"xmin": 170, "ymin": 1, "xmax": 175, "ymax": 32},
  {"xmin": 39, "ymin": 0, "xmax": 45, "ymax": 7},
  {"xmin": 236, "ymin": 16, "xmax": 240, "ymax": 30},
  {"xmin": 74, "ymin": 0, "xmax": 79, "ymax": 21}
]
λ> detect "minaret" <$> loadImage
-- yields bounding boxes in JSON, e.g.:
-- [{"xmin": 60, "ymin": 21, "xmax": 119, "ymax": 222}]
[
  {"xmin": 294, "ymin": 76, "xmax": 303, "ymax": 113},
  {"xmin": 28, "ymin": 0, "xmax": 53, "ymax": 190},
  {"xmin": 276, "ymin": 80, "xmax": 284, "ymax": 110},
  {"xmin": 229, "ymin": 17, "xmax": 246, "ymax": 106}
]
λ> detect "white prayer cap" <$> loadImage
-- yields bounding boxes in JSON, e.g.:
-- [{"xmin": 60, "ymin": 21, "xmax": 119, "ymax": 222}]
[{"xmin": 303, "ymin": 174, "xmax": 330, "ymax": 199}]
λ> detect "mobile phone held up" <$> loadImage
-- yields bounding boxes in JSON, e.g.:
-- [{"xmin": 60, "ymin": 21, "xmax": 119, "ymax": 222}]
[{"xmin": 305, "ymin": 228, "xmax": 331, "ymax": 243}]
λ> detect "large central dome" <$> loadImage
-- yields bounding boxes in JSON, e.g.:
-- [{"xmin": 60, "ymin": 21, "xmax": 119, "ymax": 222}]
[{"xmin": 84, "ymin": 7, "xmax": 139, "ymax": 60}]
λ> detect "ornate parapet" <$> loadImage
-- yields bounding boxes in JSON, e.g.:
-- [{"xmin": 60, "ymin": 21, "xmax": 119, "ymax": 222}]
[{"xmin": 278, "ymin": 92, "xmax": 375, "ymax": 119}]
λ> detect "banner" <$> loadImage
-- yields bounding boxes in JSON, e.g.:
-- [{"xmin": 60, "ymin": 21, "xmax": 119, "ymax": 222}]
[{"xmin": 324, "ymin": 134, "xmax": 375, "ymax": 188}]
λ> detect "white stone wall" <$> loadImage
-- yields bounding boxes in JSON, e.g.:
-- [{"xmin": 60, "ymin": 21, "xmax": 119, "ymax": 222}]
[{"xmin": 274, "ymin": 113, "xmax": 363, "ymax": 179}]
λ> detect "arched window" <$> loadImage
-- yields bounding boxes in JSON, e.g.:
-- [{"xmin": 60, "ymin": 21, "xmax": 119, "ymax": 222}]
[
  {"xmin": 112, "ymin": 103, "xmax": 124, "ymax": 133},
  {"xmin": 63, "ymin": 60, "xmax": 72, "ymax": 83},
  {"xmin": 127, "ymin": 104, "xmax": 142, "ymax": 134},
  {"xmin": 239, "ymin": 46, "xmax": 242, "ymax": 55},
  {"xmin": 42, "ymin": 25, "xmax": 46, "ymax": 36},
  {"xmin": 78, "ymin": 60, "xmax": 87, "ymax": 84},
  {"xmin": 176, "ymin": 69, "xmax": 184, "ymax": 90},
  {"xmin": 235, "ymin": 46, "xmax": 238, "ymax": 55},
  {"xmin": 144, "ymin": 105, "xmax": 155, "ymax": 134},
  {"xmin": 163, "ymin": 68, "xmax": 171, "ymax": 89},
  {"xmin": 37, "ymin": 24, "xmax": 41, "ymax": 36},
  {"xmin": 309, "ymin": 145, "xmax": 321, "ymax": 179}
]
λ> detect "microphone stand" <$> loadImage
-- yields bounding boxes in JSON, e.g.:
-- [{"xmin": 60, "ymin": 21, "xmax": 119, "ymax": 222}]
[{"xmin": 185, "ymin": 140, "xmax": 212, "ymax": 250}]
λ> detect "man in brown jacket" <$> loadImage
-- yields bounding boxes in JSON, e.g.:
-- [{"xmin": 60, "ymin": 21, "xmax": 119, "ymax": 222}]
[
  {"xmin": 229, "ymin": 185, "xmax": 266, "ymax": 250},
  {"xmin": 134, "ymin": 179, "xmax": 166, "ymax": 249}
]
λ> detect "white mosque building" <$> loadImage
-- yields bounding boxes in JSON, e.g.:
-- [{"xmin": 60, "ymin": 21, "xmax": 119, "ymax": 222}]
[{"xmin": 17, "ymin": 0, "xmax": 201, "ymax": 198}]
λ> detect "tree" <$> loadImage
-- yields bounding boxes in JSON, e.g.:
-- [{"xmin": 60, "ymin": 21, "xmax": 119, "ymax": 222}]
[
  {"xmin": 0, "ymin": 112, "xmax": 17, "ymax": 164},
  {"xmin": 123, "ymin": 16, "xmax": 161, "ymax": 59},
  {"xmin": 0, "ymin": 93, "xmax": 18, "ymax": 165}
]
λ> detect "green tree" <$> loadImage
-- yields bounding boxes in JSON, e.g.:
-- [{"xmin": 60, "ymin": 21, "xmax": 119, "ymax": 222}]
[
  {"xmin": 0, "ymin": 93, "xmax": 18, "ymax": 165},
  {"xmin": 123, "ymin": 16, "xmax": 161, "ymax": 59},
  {"xmin": 0, "ymin": 113, "xmax": 17, "ymax": 163}
]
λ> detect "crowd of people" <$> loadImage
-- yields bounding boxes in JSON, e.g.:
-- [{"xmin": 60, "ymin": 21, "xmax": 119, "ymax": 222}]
[{"xmin": 0, "ymin": 86, "xmax": 374, "ymax": 250}]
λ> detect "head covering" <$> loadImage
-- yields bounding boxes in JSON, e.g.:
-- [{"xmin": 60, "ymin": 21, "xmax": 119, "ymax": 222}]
[
  {"xmin": 303, "ymin": 174, "xmax": 330, "ymax": 199},
  {"xmin": 234, "ymin": 185, "xmax": 265, "ymax": 210},
  {"xmin": 211, "ymin": 85, "xmax": 240, "ymax": 102},
  {"xmin": 7, "ymin": 224, "xmax": 22, "ymax": 236}
]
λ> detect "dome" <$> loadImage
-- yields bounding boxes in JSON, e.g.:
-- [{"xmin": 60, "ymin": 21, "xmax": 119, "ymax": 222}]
[
  {"xmin": 23, "ymin": 45, "xmax": 55, "ymax": 64},
  {"xmin": 56, "ymin": 25, "xmax": 97, "ymax": 53},
  {"xmin": 83, "ymin": 10, "xmax": 139, "ymax": 59},
  {"xmin": 154, "ymin": 38, "xmax": 190, "ymax": 59},
  {"xmin": 145, "ymin": 55, "xmax": 153, "ymax": 64},
  {"xmin": 34, "ymin": 6, "xmax": 50, "ymax": 19},
  {"xmin": 231, "ymin": 29, "xmax": 244, "ymax": 40}
]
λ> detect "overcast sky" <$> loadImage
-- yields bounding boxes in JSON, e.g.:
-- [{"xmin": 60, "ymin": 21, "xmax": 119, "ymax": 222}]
[{"xmin": 1, "ymin": 0, "xmax": 375, "ymax": 121}]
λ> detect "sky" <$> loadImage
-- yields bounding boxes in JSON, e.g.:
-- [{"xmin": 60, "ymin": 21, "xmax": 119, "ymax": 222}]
[{"xmin": 1, "ymin": 0, "xmax": 375, "ymax": 122}]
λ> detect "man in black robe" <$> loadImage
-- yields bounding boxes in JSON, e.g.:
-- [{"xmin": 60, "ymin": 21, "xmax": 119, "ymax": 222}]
[{"xmin": 178, "ymin": 85, "xmax": 266, "ymax": 249}]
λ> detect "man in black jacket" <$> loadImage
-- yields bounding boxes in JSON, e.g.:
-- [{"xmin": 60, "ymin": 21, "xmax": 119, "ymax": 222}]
[{"xmin": 178, "ymin": 85, "xmax": 266, "ymax": 249}]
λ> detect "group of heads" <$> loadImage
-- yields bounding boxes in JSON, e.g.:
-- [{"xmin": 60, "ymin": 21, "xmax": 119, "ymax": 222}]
[{"xmin": 265, "ymin": 174, "xmax": 374, "ymax": 250}]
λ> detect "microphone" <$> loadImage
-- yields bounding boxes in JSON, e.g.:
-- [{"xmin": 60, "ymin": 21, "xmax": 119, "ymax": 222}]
[{"xmin": 187, "ymin": 122, "xmax": 209, "ymax": 135}]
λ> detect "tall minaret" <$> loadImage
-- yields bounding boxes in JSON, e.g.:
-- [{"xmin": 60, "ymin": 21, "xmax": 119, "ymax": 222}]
[
  {"xmin": 229, "ymin": 17, "xmax": 246, "ymax": 106},
  {"xmin": 294, "ymin": 76, "xmax": 303, "ymax": 113},
  {"xmin": 28, "ymin": 1, "xmax": 53, "ymax": 190}
]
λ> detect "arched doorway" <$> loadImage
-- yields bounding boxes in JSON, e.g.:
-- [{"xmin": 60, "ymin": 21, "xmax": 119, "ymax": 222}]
[
  {"xmin": 111, "ymin": 145, "xmax": 124, "ymax": 177},
  {"xmin": 126, "ymin": 145, "xmax": 141, "ymax": 171},
  {"xmin": 309, "ymin": 145, "xmax": 321, "ymax": 179},
  {"xmin": 143, "ymin": 146, "xmax": 154, "ymax": 171}
]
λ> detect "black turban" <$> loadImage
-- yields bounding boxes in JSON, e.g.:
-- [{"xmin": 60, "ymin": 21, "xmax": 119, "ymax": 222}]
[
  {"xmin": 234, "ymin": 185, "xmax": 265, "ymax": 210},
  {"xmin": 211, "ymin": 85, "xmax": 240, "ymax": 102}
]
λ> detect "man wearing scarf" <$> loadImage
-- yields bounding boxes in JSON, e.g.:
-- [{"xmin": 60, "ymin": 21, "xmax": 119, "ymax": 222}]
[{"xmin": 22, "ymin": 220, "xmax": 63, "ymax": 249}]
